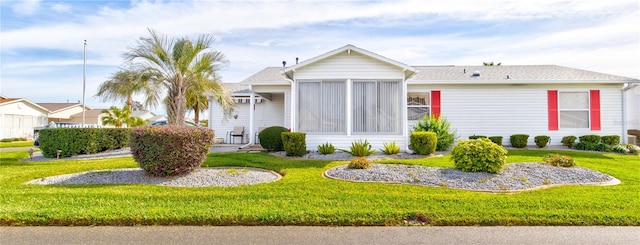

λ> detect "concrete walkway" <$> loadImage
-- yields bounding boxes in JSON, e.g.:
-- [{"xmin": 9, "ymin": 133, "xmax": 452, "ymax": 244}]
[{"xmin": 1, "ymin": 226, "xmax": 638, "ymax": 245}]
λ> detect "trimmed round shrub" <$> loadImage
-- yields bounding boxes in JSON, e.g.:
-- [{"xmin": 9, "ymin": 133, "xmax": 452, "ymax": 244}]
[
  {"xmin": 348, "ymin": 157, "xmax": 370, "ymax": 169},
  {"xmin": 451, "ymin": 138, "xmax": 507, "ymax": 174},
  {"xmin": 579, "ymin": 135, "xmax": 601, "ymax": 144},
  {"xmin": 488, "ymin": 136, "xmax": 503, "ymax": 146},
  {"xmin": 601, "ymin": 135, "xmax": 621, "ymax": 145},
  {"xmin": 594, "ymin": 143, "xmax": 613, "ymax": 152},
  {"xmin": 130, "ymin": 126, "xmax": 214, "ymax": 177},
  {"xmin": 410, "ymin": 132, "xmax": 437, "ymax": 155},
  {"xmin": 282, "ymin": 132, "xmax": 306, "ymax": 156},
  {"xmin": 510, "ymin": 134, "xmax": 529, "ymax": 148},
  {"xmin": 561, "ymin": 136, "xmax": 577, "ymax": 148},
  {"xmin": 534, "ymin": 135, "xmax": 550, "ymax": 148},
  {"xmin": 258, "ymin": 126, "xmax": 288, "ymax": 151},
  {"xmin": 468, "ymin": 135, "xmax": 487, "ymax": 139}
]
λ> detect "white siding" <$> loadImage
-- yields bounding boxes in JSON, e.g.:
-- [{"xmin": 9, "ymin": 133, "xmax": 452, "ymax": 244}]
[
  {"xmin": 306, "ymin": 135, "xmax": 406, "ymax": 152},
  {"xmin": 627, "ymin": 86, "xmax": 640, "ymax": 130},
  {"xmin": 294, "ymin": 51, "xmax": 404, "ymax": 80},
  {"xmin": 0, "ymin": 101, "xmax": 48, "ymax": 139},
  {"xmin": 408, "ymin": 84, "xmax": 623, "ymax": 146},
  {"xmin": 210, "ymin": 91, "xmax": 286, "ymax": 143}
]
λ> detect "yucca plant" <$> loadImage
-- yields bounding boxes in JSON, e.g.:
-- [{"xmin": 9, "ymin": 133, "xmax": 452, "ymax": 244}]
[
  {"xmin": 412, "ymin": 115, "xmax": 456, "ymax": 151},
  {"xmin": 380, "ymin": 141, "xmax": 400, "ymax": 155},
  {"xmin": 317, "ymin": 142, "xmax": 336, "ymax": 155},
  {"xmin": 342, "ymin": 139, "xmax": 376, "ymax": 157}
]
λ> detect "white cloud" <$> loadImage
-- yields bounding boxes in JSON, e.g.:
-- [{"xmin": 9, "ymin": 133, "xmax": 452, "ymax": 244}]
[
  {"xmin": 11, "ymin": 0, "xmax": 40, "ymax": 16},
  {"xmin": 50, "ymin": 3, "xmax": 71, "ymax": 13}
]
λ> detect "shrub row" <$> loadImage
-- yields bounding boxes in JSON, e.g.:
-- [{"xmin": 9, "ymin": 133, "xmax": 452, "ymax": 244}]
[
  {"xmin": 561, "ymin": 134, "xmax": 629, "ymax": 153},
  {"xmin": 0, "ymin": 137, "xmax": 28, "ymax": 142},
  {"xmin": 38, "ymin": 128, "xmax": 131, "ymax": 158},
  {"xmin": 130, "ymin": 126, "xmax": 214, "ymax": 177}
]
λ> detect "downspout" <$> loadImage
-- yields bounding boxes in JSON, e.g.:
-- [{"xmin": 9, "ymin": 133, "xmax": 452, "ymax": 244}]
[
  {"xmin": 622, "ymin": 82, "xmax": 639, "ymax": 144},
  {"xmin": 240, "ymin": 86, "xmax": 255, "ymax": 149}
]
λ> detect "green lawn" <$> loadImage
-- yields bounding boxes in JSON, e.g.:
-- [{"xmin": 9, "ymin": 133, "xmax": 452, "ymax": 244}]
[
  {"xmin": 0, "ymin": 149, "xmax": 638, "ymax": 226},
  {"xmin": 0, "ymin": 141, "xmax": 34, "ymax": 148}
]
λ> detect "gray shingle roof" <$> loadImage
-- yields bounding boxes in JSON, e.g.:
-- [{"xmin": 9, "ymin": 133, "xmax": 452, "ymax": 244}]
[
  {"xmin": 410, "ymin": 65, "xmax": 638, "ymax": 83},
  {"xmin": 239, "ymin": 67, "xmax": 289, "ymax": 85}
]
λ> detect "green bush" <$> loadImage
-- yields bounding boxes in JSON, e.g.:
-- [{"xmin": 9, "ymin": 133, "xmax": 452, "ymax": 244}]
[
  {"xmin": 342, "ymin": 139, "xmax": 376, "ymax": 157},
  {"xmin": 15, "ymin": 137, "xmax": 27, "ymax": 141},
  {"xmin": 380, "ymin": 141, "xmax": 400, "ymax": 155},
  {"xmin": 130, "ymin": 126, "xmax": 214, "ymax": 177},
  {"xmin": 543, "ymin": 154, "xmax": 575, "ymax": 167},
  {"xmin": 258, "ymin": 126, "xmax": 288, "ymax": 151},
  {"xmin": 0, "ymin": 138, "xmax": 13, "ymax": 143},
  {"xmin": 410, "ymin": 132, "xmax": 437, "ymax": 155},
  {"xmin": 488, "ymin": 136, "xmax": 503, "ymax": 146},
  {"xmin": 38, "ymin": 128, "xmax": 131, "ymax": 158},
  {"xmin": 468, "ymin": 135, "xmax": 487, "ymax": 139},
  {"xmin": 579, "ymin": 135, "xmax": 601, "ymax": 144},
  {"xmin": 317, "ymin": 142, "xmax": 336, "ymax": 155},
  {"xmin": 510, "ymin": 134, "xmax": 529, "ymax": 148},
  {"xmin": 282, "ymin": 132, "xmax": 306, "ymax": 157},
  {"xmin": 534, "ymin": 135, "xmax": 550, "ymax": 148},
  {"xmin": 561, "ymin": 136, "xmax": 577, "ymax": 148},
  {"xmin": 412, "ymin": 115, "xmax": 456, "ymax": 151},
  {"xmin": 450, "ymin": 138, "xmax": 507, "ymax": 174},
  {"xmin": 594, "ymin": 143, "xmax": 613, "ymax": 152},
  {"xmin": 348, "ymin": 157, "xmax": 370, "ymax": 169},
  {"xmin": 601, "ymin": 135, "xmax": 621, "ymax": 145},
  {"xmin": 574, "ymin": 142, "xmax": 598, "ymax": 151}
]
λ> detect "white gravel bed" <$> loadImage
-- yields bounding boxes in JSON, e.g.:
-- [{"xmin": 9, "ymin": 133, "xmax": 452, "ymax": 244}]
[
  {"xmin": 25, "ymin": 167, "xmax": 281, "ymax": 187},
  {"xmin": 324, "ymin": 162, "xmax": 620, "ymax": 192}
]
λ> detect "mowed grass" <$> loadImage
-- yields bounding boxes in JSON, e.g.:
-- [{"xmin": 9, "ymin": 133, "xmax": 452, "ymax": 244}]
[
  {"xmin": 0, "ymin": 149, "xmax": 639, "ymax": 226},
  {"xmin": 0, "ymin": 141, "xmax": 34, "ymax": 148}
]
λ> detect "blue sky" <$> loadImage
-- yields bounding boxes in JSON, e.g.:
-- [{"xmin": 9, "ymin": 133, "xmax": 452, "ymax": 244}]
[{"xmin": 1, "ymin": 0, "xmax": 639, "ymax": 116}]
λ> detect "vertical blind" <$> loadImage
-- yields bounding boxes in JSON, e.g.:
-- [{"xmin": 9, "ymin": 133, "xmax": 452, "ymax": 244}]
[
  {"xmin": 298, "ymin": 81, "xmax": 346, "ymax": 133},
  {"xmin": 352, "ymin": 80, "xmax": 402, "ymax": 134}
]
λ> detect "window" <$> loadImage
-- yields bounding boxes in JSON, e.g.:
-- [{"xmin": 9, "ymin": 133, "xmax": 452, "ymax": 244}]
[
  {"xmin": 559, "ymin": 92, "xmax": 589, "ymax": 128},
  {"xmin": 407, "ymin": 92, "xmax": 430, "ymax": 120},
  {"xmin": 298, "ymin": 80, "xmax": 346, "ymax": 133},
  {"xmin": 549, "ymin": 90, "xmax": 600, "ymax": 130},
  {"xmin": 352, "ymin": 80, "xmax": 402, "ymax": 134}
]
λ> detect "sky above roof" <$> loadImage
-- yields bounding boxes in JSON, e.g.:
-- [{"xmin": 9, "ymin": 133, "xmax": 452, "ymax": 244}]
[{"xmin": 1, "ymin": 0, "xmax": 639, "ymax": 114}]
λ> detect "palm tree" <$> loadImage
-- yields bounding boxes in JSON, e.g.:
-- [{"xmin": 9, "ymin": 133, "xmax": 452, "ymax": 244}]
[
  {"xmin": 94, "ymin": 69, "xmax": 160, "ymax": 111},
  {"xmin": 124, "ymin": 29, "xmax": 232, "ymax": 126},
  {"xmin": 483, "ymin": 61, "xmax": 502, "ymax": 66},
  {"xmin": 186, "ymin": 74, "xmax": 234, "ymax": 125},
  {"xmin": 101, "ymin": 106, "xmax": 133, "ymax": 128}
]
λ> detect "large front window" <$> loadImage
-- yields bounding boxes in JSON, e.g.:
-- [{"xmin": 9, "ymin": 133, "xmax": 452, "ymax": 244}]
[
  {"xmin": 352, "ymin": 80, "xmax": 402, "ymax": 134},
  {"xmin": 298, "ymin": 80, "xmax": 346, "ymax": 133},
  {"xmin": 559, "ymin": 91, "xmax": 589, "ymax": 128}
]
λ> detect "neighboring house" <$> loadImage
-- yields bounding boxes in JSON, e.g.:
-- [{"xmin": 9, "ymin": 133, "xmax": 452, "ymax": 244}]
[
  {"xmin": 209, "ymin": 44, "xmax": 640, "ymax": 150},
  {"xmin": 131, "ymin": 110, "xmax": 156, "ymax": 122},
  {"xmin": 37, "ymin": 102, "xmax": 92, "ymax": 124},
  {"xmin": 0, "ymin": 95, "xmax": 50, "ymax": 139}
]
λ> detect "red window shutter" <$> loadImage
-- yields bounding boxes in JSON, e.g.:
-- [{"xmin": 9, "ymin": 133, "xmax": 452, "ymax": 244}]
[
  {"xmin": 431, "ymin": 90, "xmax": 441, "ymax": 119},
  {"xmin": 590, "ymin": 90, "xmax": 601, "ymax": 130},
  {"xmin": 547, "ymin": 90, "xmax": 558, "ymax": 130}
]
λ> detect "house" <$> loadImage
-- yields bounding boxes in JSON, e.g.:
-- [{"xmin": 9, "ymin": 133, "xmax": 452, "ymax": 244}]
[
  {"xmin": 37, "ymin": 102, "xmax": 92, "ymax": 124},
  {"xmin": 0, "ymin": 95, "xmax": 50, "ymax": 139},
  {"xmin": 208, "ymin": 44, "xmax": 640, "ymax": 150}
]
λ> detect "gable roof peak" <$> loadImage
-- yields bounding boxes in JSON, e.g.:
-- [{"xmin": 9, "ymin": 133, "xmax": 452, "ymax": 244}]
[{"xmin": 282, "ymin": 44, "xmax": 416, "ymax": 79}]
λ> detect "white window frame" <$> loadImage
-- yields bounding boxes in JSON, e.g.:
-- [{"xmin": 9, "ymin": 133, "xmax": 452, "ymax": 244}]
[
  {"xmin": 558, "ymin": 91, "xmax": 590, "ymax": 129},
  {"xmin": 351, "ymin": 80, "xmax": 402, "ymax": 134},
  {"xmin": 407, "ymin": 91, "xmax": 430, "ymax": 121},
  {"xmin": 297, "ymin": 80, "xmax": 347, "ymax": 134}
]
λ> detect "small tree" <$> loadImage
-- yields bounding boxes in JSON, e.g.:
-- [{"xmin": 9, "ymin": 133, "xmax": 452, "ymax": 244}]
[{"xmin": 101, "ymin": 106, "xmax": 148, "ymax": 128}]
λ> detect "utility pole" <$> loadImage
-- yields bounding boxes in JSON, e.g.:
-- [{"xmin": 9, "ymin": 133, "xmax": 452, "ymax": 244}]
[{"xmin": 82, "ymin": 40, "xmax": 87, "ymax": 126}]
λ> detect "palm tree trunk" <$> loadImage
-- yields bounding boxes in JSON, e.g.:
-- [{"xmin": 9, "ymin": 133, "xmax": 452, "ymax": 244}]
[
  {"xmin": 194, "ymin": 104, "xmax": 200, "ymax": 125},
  {"xmin": 126, "ymin": 94, "xmax": 133, "ymax": 111},
  {"xmin": 167, "ymin": 88, "xmax": 187, "ymax": 126}
]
